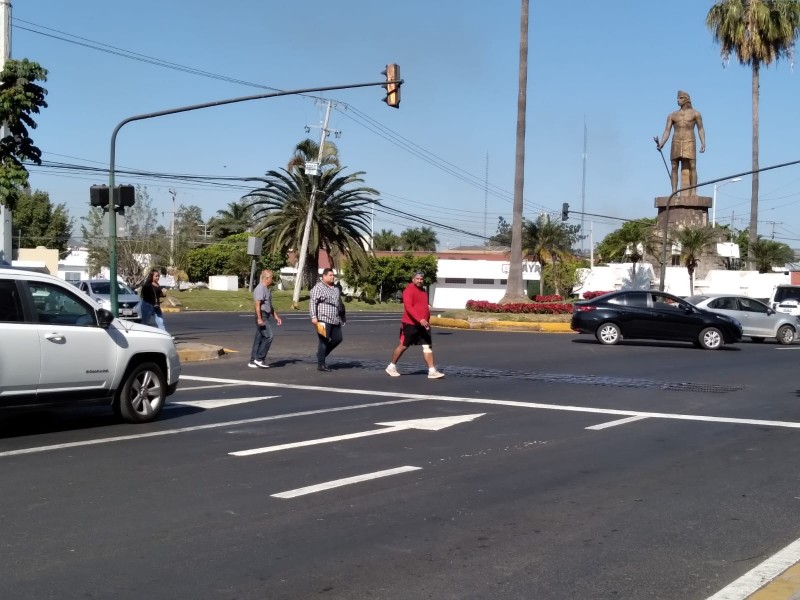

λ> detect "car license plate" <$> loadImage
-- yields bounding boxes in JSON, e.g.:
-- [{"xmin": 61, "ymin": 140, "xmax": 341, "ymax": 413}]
[{"xmin": 121, "ymin": 309, "xmax": 133, "ymax": 316}]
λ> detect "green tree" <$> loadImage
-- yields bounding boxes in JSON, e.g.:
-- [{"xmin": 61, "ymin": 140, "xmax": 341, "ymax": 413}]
[
  {"xmin": 185, "ymin": 232, "xmax": 286, "ymax": 286},
  {"xmin": 672, "ymin": 226, "xmax": 717, "ymax": 294},
  {"xmin": 373, "ymin": 229, "xmax": 401, "ymax": 251},
  {"xmin": 246, "ymin": 164, "xmax": 377, "ymax": 289},
  {"xmin": 0, "ymin": 59, "xmax": 48, "ymax": 211},
  {"xmin": 749, "ymin": 237, "xmax": 794, "ymax": 273},
  {"xmin": 522, "ymin": 215, "xmax": 581, "ymax": 295},
  {"xmin": 596, "ymin": 219, "xmax": 658, "ymax": 278},
  {"xmin": 286, "ymin": 138, "xmax": 340, "ymax": 172},
  {"xmin": 488, "ymin": 216, "xmax": 511, "ymax": 247},
  {"xmin": 707, "ymin": 0, "xmax": 800, "ymax": 260},
  {"xmin": 11, "ymin": 188, "xmax": 72, "ymax": 254},
  {"xmin": 341, "ymin": 253, "xmax": 437, "ymax": 302},
  {"xmin": 171, "ymin": 204, "xmax": 205, "ymax": 270},
  {"xmin": 208, "ymin": 199, "xmax": 253, "ymax": 239},
  {"xmin": 400, "ymin": 226, "xmax": 438, "ymax": 251}
]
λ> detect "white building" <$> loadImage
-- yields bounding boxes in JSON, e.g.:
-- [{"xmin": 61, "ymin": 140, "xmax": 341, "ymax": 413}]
[{"xmin": 429, "ymin": 259, "xmax": 540, "ymax": 309}]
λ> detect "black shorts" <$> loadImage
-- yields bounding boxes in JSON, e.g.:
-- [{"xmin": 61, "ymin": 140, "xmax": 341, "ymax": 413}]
[{"xmin": 399, "ymin": 323, "xmax": 432, "ymax": 348}]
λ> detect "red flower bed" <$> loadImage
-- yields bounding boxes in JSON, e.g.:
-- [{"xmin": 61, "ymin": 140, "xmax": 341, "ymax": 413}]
[
  {"xmin": 582, "ymin": 290, "xmax": 614, "ymax": 300},
  {"xmin": 465, "ymin": 300, "xmax": 573, "ymax": 314},
  {"xmin": 534, "ymin": 294, "xmax": 563, "ymax": 302}
]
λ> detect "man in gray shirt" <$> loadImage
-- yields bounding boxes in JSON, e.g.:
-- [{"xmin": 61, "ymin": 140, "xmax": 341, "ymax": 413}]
[{"xmin": 249, "ymin": 269, "xmax": 282, "ymax": 368}]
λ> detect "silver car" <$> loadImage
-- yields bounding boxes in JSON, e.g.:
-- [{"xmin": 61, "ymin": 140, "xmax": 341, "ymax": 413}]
[
  {"xmin": 77, "ymin": 279, "xmax": 142, "ymax": 321},
  {"xmin": 686, "ymin": 294, "xmax": 799, "ymax": 344}
]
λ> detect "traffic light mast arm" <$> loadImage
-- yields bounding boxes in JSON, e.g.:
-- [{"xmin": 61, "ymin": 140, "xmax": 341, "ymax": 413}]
[{"xmin": 107, "ymin": 79, "xmax": 402, "ymax": 315}]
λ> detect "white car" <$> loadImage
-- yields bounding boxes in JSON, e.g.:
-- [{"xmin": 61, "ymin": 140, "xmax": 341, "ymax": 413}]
[
  {"xmin": 0, "ymin": 267, "xmax": 181, "ymax": 423},
  {"xmin": 686, "ymin": 294, "xmax": 799, "ymax": 345},
  {"xmin": 768, "ymin": 285, "xmax": 800, "ymax": 317},
  {"xmin": 77, "ymin": 279, "xmax": 142, "ymax": 321}
]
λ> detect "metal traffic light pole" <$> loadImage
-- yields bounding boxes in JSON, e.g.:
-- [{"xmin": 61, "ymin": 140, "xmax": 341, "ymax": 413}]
[
  {"xmin": 107, "ymin": 77, "xmax": 402, "ymax": 315},
  {"xmin": 657, "ymin": 159, "xmax": 800, "ymax": 292}
]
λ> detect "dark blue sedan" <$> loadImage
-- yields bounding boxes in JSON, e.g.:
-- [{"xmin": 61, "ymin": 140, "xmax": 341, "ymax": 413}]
[{"xmin": 571, "ymin": 290, "xmax": 743, "ymax": 349}]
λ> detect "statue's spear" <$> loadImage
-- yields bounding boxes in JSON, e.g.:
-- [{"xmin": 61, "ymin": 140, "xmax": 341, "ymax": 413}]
[{"xmin": 653, "ymin": 135, "xmax": 671, "ymax": 179}]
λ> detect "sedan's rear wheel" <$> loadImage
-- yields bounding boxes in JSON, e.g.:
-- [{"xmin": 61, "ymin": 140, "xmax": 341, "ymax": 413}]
[
  {"xmin": 698, "ymin": 327, "xmax": 723, "ymax": 350},
  {"xmin": 776, "ymin": 325, "xmax": 795, "ymax": 345},
  {"xmin": 596, "ymin": 322, "xmax": 621, "ymax": 345}
]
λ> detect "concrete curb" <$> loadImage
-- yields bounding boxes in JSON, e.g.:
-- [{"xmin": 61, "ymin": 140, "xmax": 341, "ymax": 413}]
[
  {"xmin": 176, "ymin": 342, "xmax": 226, "ymax": 362},
  {"xmin": 431, "ymin": 316, "xmax": 573, "ymax": 333}
]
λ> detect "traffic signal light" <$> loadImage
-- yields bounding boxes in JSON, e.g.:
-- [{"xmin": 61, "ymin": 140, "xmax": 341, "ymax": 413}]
[
  {"xmin": 561, "ymin": 202, "xmax": 569, "ymax": 221},
  {"xmin": 90, "ymin": 185, "xmax": 110, "ymax": 211},
  {"xmin": 116, "ymin": 185, "xmax": 135, "ymax": 215},
  {"xmin": 89, "ymin": 184, "xmax": 136, "ymax": 214},
  {"xmin": 382, "ymin": 63, "xmax": 401, "ymax": 108}
]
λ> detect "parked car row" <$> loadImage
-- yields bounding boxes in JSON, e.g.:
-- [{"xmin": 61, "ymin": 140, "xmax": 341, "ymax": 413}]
[{"xmin": 572, "ymin": 289, "xmax": 800, "ymax": 349}]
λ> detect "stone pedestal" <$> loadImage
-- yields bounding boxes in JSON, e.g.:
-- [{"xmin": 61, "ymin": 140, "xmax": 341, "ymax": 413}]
[{"xmin": 654, "ymin": 195, "xmax": 712, "ymax": 231}]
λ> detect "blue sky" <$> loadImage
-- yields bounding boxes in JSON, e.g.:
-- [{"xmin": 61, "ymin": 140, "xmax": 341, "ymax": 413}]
[{"xmin": 12, "ymin": 1, "xmax": 800, "ymax": 250}]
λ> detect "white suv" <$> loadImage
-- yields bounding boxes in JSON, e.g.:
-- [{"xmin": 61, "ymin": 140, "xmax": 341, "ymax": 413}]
[
  {"xmin": 0, "ymin": 267, "xmax": 181, "ymax": 423},
  {"xmin": 769, "ymin": 285, "xmax": 800, "ymax": 317}
]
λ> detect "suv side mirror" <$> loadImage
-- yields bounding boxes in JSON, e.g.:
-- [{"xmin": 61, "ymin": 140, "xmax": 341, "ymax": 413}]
[{"xmin": 97, "ymin": 308, "xmax": 114, "ymax": 328}]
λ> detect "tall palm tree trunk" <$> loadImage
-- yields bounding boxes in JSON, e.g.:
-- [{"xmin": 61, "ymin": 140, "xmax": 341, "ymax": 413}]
[
  {"xmin": 748, "ymin": 61, "xmax": 760, "ymax": 268},
  {"xmin": 501, "ymin": 0, "xmax": 531, "ymax": 304}
]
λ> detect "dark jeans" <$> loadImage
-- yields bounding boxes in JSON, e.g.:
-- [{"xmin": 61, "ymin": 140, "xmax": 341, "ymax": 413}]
[
  {"xmin": 316, "ymin": 322, "xmax": 343, "ymax": 365},
  {"xmin": 250, "ymin": 318, "xmax": 274, "ymax": 361}
]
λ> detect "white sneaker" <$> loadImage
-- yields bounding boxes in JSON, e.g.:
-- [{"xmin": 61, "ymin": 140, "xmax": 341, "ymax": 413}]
[
  {"xmin": 254, "ymin": 360, "xmax": 269, "ymax": 369},
  {"xmin": 428, "ymin": 369, "xmax": 445, "ymax": 379},
  {"xmin": 247, "ymin": 361, "xmax": 258, "ymax": 368},
  {"xmin": 385, "ymin": 364, "xmax": 400, "ymax": 377}
]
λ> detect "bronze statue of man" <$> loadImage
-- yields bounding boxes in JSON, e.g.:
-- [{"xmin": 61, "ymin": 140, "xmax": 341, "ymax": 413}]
[{"xmin": 657, "ymin": 90, "xmax": 706, "ymax": 196}]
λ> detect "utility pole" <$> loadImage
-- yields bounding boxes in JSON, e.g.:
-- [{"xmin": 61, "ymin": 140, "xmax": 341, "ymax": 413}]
[
  {"xmin": 168, "ymin": 188, "xmax": 177, "ymax": 267},
  {"xmin": 292, "ymin": 100, "xmax": 333, "ymax": 309},
  {"xmin": 0, "ymin": 0, "xmax": 11, "ymax": 265},
  {"xmin": 580, "ymin": 117, "xmax": 587, "ymax": 255}
]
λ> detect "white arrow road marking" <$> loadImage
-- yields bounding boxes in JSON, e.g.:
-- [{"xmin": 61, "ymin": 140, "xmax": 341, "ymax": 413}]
[
  {"xmin": 271, "ymin": 466, "xmax": 422, "ymax": 499},
  {"xmin": 230, "ymin": 413, "xmax": 485, "ymax": 457},
  {"xmin": 0, "ymin": 398, "xmax": 422, "ymax": 458},
  {"xmin": 586, "ymin": 416, "xmax": 650, "ymax": 430},
  {"xmin": 168, "ymin": 396, "xmax": 279, "ymax": 410}
]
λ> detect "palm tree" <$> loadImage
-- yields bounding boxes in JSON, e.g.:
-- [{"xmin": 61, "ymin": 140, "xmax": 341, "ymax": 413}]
[
  {"xmin": 500, "ymin": 0, "xmax": 530, "ymax": 304},
  {"xmin": 286, "ymin": 138, "xmax": 340, "ymax": 173},
  {"xmin": 749, "ymin": 237, "xmax": 795, "ymax": 272},
  {"xmin": 400, "ymin": 227, "xmax": 438, "ymax": 251},
  {"xmin": 246, "ymin": 166, "xmax": 377, "ymax": 288},
  {"xmin": 209, "ymin": 199, "xmax": 253, "ymax": 238},
  {"xmin": 373, "ymin": 229, "xmax": 401, "ymax": 251},
  {"xmin": 672, "ymin": 226, "xmax": 716, "ymax": 294},
  {"xmin": 707, "ymin": 0, "xmax": 800, "ymax": 262},
  {"xmin": 522, "ymin": 215, "xmax": 578, "ymax": 295},
  {"xmin": 600, "ymin": 220, "xmax": 658, "ymax": 282}
]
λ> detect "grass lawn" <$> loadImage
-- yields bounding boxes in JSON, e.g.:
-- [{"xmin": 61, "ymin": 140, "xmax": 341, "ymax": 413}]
[{"xmin": 165, "ymin": 288, "xmax": 404, "ymax": 313}]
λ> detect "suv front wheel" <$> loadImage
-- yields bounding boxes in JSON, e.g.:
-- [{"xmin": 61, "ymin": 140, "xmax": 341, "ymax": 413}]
[{"xmin": 115, "ymin": 362, "xmax": 167, "ymax": 423}]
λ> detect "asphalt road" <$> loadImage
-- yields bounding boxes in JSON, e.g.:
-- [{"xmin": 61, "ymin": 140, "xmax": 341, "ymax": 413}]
[{"xmin": 2, "ymin": 311, "xmax": 800, "ymax": 599}]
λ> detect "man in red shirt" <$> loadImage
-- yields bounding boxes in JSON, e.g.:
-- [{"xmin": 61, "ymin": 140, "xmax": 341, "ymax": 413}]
[{"xmin": 386, "ymin": 271, "xmax": 445, "ymax": 379}]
